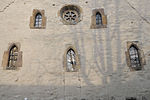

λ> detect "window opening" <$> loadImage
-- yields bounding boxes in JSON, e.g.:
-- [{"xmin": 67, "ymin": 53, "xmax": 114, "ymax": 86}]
[
  {"xmin": 63, "ymin": 10, "xmax": 79, "ymax": 24},
  {"xmin": 7, "ymin": 45, "xmax": 18, "ymax": 70},
  {"xmin": 129, "ymin": 45, "xmax": 141, "ymax": 68},
  {"xmin": 66, "ymin": 49, "xmax": 76, "ymax": 71},
  {"xmin": 34, "ymin": 13, "xmax": 42, "ymax": 27},
  {"xmin": 96, "ymin": 12, "xmax": 102, "ymax": 25}
]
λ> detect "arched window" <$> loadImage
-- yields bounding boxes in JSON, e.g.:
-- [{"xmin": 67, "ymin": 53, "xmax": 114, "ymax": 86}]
[
  {"xmin": 96, "ymin": 12, "xmax": 102, "ymax": 25},
  {"xmin": 129, "ymin": 45, "xmax": 141, "ymax": 68},
  {"xmin": 7, "ymin": 45, "xmax": 18, "ymax": 69},
  {"xmin": 30, "ymin": 9, "xmax": 46, "ymax": 29},
  {"xmin": 66, "ymin": 49, "xmax": 76, "ymax": 72},
  {"xmin": 34, "ymin": 13, "xmax": 42, "ymax": 27},
  {"xmin": 2, "ymin": 43, "xmax": 23, "ymax": 70}
]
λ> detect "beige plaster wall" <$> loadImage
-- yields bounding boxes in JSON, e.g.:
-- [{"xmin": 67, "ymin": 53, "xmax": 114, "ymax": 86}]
[{"xmin": 0, "ymin": 0, "xmax": 150, "ymax": 99}]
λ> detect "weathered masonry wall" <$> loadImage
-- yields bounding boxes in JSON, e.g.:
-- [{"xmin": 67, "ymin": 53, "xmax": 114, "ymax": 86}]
[{"xmin": 0, "ymin": 0, "xmax": 150, "ymax": 100}]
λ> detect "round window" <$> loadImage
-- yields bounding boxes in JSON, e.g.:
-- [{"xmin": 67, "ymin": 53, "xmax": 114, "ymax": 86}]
[
  {"xmin": 63, "ymin": 10, "xmax": 78, "ymax": 24},
  {"xmin": 60, "ymin": 5, "xmax": 82, "ymax": 25}
]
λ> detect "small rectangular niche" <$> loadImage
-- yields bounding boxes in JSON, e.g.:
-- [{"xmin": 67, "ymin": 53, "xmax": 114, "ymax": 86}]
[{"xmin": 126, "ymin": 97, "xmax": 137, "ymax": 100}]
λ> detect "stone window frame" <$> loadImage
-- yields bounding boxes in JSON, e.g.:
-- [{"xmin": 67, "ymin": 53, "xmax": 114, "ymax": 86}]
[
  {"xmin": 58, "ymin": 4, "xmax": 83, "ymax": 25},
  {"xmin": 90, "ymin": 8, "xmax": 107, "ymax": 29},
  {"xmin": 2, "ymin": 43, "xmax": 23, "ymax": 70},
  {"xmin": 125, "ymin": 41, "xmax": 146, "ymax": 71},
  {"xmin": 63, "ymin": 45, "xmax": 80, "ymax": 72},
  {"xmin": 30, "ymin": 9, "xmax": 46, "ymax": 29}
]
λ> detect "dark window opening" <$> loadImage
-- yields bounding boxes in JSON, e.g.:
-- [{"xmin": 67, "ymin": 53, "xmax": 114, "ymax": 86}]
[
  {"xmin": 129, "ymin": 45, "xmax": 141, "ymax": 69},
  {"xmin": 126, "ymin": 97, "xmax": 137, "ymax": 100},
  {"xmin": 96, "ymin": 12, "xmax": 102, "ymax": 25},
  {"xmin": 34, "ymin": 13, "xmax": 42, "ymax": 27},
  {"xmin": 66, "ymin": 49, "xmax": 76, "ymax": 72},
  {"xmin": 7, "ymin": 45, "xmax": 18, "ymax": 70}
]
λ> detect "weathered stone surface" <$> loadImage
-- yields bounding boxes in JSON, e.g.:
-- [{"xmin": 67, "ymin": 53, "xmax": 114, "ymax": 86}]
[{"xmin": 0, "ymin": 0, "xmax": 150, "ymax": 100}]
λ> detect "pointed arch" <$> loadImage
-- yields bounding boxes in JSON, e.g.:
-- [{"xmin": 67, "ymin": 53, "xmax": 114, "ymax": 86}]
[
  {"xmin": 66, "ymin": 48, "xmax": 76, "ymax": 71},
  {"xmin": 90, "ymin": 8, "xmax": 107, "ymax": 29},
  {"xmin": 30, "ymin": 9, "xmax": 46, "ymax": 29},
  {"xmin": 125, "ymin": 41, "xmax": 146, "ymax": 71},
  {"xmin": 129, "ymin": 45, "xmax": 141, "ymax": 68},
  {"xmin": 7, "ymin": 45, "xmax": 18, "ymax": 70},
  {"xmin": 34, "ymin": 13, "xmax": 42, "ymax": 27},
  {"xmin": 2, "ymin": 43, "xmax": 23, "ymax": 70},
  {"xmin": 64, "ymin": 46, "xmax": 80, "ymax": 72},
  {"xmin": 96, "ymin": 12, "xmax": 102, "ymax": 25},
  {"xmin": 8, "ymin": 43, "xmax": 19, "ymax": 51}
]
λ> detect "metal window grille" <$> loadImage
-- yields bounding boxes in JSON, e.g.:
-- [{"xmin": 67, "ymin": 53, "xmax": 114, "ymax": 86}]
[
  {"xmin": 67, "ymin": 49, "xmax": 76, "ymax": 71},
  {"xmin": 129, "ymin": 46, "xmax": 141, "ymax": 68},
  {"xmin": 34, "ymin": 13, "xmax": 42, "ymax": 27},
  {"xmin": 7, "ymin": 45, "xmax": 18, "ymax": 70},
  {"xmin": 96, "ymin": 12, "xmax": 102, "ymax": 25}
]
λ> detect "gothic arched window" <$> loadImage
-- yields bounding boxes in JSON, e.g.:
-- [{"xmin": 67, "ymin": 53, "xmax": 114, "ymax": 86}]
[
  {"xmin": 30, "ymin": 9, "xmax": 46, "ymax": 29},
  {"xmin": 90, "ymin": 8, "xmax": 107, "ymax": 29},
  {"xmin": 7, "ymin": 45, "xmax": 18, "ymax": 70},
  {"xmin": 125, "ymin": 41, "xmax": 146, "ymax": 71},
  {"xmin": 66, "ymin": 49, "xmax": 76, "ymax": 72},
  {"xmin": 34, "ymin": 13, "xmax": 42, "ymax": 27},
  {"xmin": 96, "ymin": 12, "xmax": 102, "ymax": 25},
  {"xmin": 2, "ymin": 43, "xmax": 23, "ymax": 70},
  {"xmin": 129, "ymin": 45, "xmax": 141, "ymax": 68}
]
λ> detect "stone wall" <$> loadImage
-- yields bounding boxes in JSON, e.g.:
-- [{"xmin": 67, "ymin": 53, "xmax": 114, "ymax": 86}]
[{"xmin": 0, "ymin": 0, "xmax": 150, "ymax": 100}]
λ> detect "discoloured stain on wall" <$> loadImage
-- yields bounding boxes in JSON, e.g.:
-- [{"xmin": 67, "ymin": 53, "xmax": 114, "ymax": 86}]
[{"xmin": 0, "ymin": 0, "xmax": 150, "ymax": 100}]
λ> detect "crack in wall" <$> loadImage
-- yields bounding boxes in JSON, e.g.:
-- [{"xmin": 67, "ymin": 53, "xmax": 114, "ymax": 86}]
[
  {"xmin": 125, "ymin": 0, "xmax": 150, "ymax": 25},
  {"xmin": 0, "ymin": 0, "xmax": 16, "ymax": 13}
]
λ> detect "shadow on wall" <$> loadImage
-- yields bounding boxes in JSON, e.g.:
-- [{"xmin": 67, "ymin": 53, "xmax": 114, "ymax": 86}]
[
  {"xmin": 0, "ymin": 84, "xmax": 149, "ymax": 100},
  {"xmin": 1, "ymin": 0, "xmax": 150, "ymax": 100},
  {"xmin": 66, "ymin": 0, "xmax": 150, "ymax": 99}
]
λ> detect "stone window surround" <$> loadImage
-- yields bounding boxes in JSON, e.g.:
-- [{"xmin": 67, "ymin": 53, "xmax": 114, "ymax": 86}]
[
  {"xmin": 30, "ymin": 9, "xmax": 46, "ymax": 29},
  {"xmin": 125, "ymin": 41, "xmax": 146, "ymax": 71},
  {"xmin": 2, "ymin": 42, "xmax": 23, "ymax": 70},
  {"xmin": 90, "ymin": 8, "xmax": 107, "ymax": 29},
  {"xmin": 63, "ymin": 45, "xmax": 80, "ymax": 72},
  {"xmin": 58, "ymin": 4, "xmax": 83, "ymax": 25}
]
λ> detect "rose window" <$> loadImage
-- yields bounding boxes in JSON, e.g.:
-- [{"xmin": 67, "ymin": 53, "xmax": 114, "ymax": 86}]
[
  {"xmin": 63, "ymin": 10, "xmax": 78, "ymax": 24},
  {"xmin": 60, "ymin": 5, "xmax": 82, "ymax": 25}
]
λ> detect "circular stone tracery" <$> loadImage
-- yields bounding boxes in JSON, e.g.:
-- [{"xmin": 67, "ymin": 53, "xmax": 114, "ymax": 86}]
[
  {"xmin": 60, "ymin": 5, "xmax": 82, "ymax": 25},
  {"xmin": 63, "ymin": 10, "xmax": 78, "ymax": 24}
]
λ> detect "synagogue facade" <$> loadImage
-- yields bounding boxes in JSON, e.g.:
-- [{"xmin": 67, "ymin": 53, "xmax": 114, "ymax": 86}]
[{"xmin": 0, "ymin": 0, "xmax": 150, "ymax": 100}]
